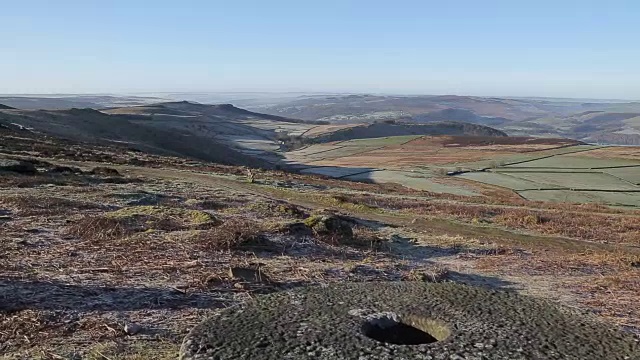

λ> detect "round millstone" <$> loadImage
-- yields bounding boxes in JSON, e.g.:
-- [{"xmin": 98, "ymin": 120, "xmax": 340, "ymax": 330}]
[{"xmin": 180, "ymin": 282, "xmax": 639, "ymax": 360}]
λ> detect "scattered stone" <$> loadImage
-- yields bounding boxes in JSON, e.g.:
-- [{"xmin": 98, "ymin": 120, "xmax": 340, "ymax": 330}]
[
  {"xmin": 0, "ymin": 209, "xmax": 11, "ymax": 221},
  {"xmin": 233, "ymin": 282, "xmax": 247, "ymax": 290},
  {"xmin": 126, "ymin": 194, "xmax": 168, "ymax": 206},
  {"xmin": 350, "ymin": 264, "xmax": 385, "ymax": 277},
  {"xmin": 304, "ymin": 214, "xmax": 353, "ymax": 239},
  {"xmin": 0, "ymin": 159, "xmax": 37, "ymax": 174},
  {"xmin": 275, "ymin": 203, "xmax": 307, "ymax": 218},
  {"xmin": 281, "ymin": 221, "xmax": 313, "ymax": 236},
  {"xmin": 237, "ymin": 234, "xmax": 281, "ymax": 252},
  {"xmin": 404, "ymin": 267, "xmax": 450, "ymax": 283},
  {"xmin": 90, "ymin": 166, "xmax": 121, "ymax": 177},
  {"xmin": 124, "ymin": 323, "xmax": 142, "ymax": 335},
  {"xmin": 204, "ymin": 274, "xmax": 223, "ymax": 286},
  {"xmin": 228, "ymin": 266, "xmax": 272, "ymax": 284},
  {"xmin": 390, "ymin": 234, "xmax": 417, "ymax": 244},
  {"xmin": 48, "ymin": 165, "xmax": 82, "ymax": 174}
]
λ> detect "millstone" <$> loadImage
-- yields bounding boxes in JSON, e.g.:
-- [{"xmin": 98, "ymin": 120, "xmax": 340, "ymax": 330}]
[{"xmin": 180, "ymin": 282, "xmax": 639, "ymax": 360}]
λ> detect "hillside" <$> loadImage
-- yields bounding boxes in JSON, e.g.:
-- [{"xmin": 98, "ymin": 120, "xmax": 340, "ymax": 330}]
[
  {"xmin": 0, "ymin": 95, "xmax": 160, "ymax": 110},
  {"xmin": 0, "ymin": 101, "xmax": 508, "ymax": 169},
  {"xmin": 309, "ymin": 121, "xmax": 507, "ymax": 143},
  {"xmin": 250, "ymin": 94, "xmax": 640, "ymax": 145},
  {"xmin": 1, "ymin": 121, "xmax": 639, "ymax": 358},
  {"xmin": 0, "ymin": 103, "xmax": 301, "ymax": 168}
]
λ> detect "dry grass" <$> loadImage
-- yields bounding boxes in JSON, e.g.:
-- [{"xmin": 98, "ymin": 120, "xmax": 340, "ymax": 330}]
[
  {"xmin": 348, "ymin": 226, "xmax": 390, "ymax": 251},
  {"xmin": 3, "ymin": 128, "xmax": 640, "ymax": 357},
  {"xmin": 65, "ymin": 215, "xmax": 135, "ymax": 241},
  {"xmin": 1, "ymin": 195, "xmax": 104, "ymax": 216},
  {"xmin": 403, "ymin": 265, "xmax": 450, "ymax": 283},
  {"xmin": 65, "ymin": 206, "xmax": 220, "ymax": 242},
  {"xmin": 319, "ymin": 191, "xmax": 640, "ymax": 245},
  {"xmin": 473, "ymin": 249, "xmax": 640, "ymax": 330},
  {"xmin": 196, "ymin": 217, "xmax": 276, "ymax": 251}
]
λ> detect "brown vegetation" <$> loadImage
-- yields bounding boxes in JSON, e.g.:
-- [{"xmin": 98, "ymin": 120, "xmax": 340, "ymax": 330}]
[
  {"xmin": 196, "ymin": 218, "xmax": 275, "ymax": 251},
  {"xmin": 321, "ymin": 191, "xmax": 640, "ymax": 244},
  {"xmin": 1, "ymin": 195, "xmax": 103, "ymax": 216}
]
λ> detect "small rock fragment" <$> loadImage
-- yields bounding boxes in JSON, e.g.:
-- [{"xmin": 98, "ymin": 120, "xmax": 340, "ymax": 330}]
[
  {"xmin": 124, "ymin": 323, "xmax": 142, "ymax": 335},
  {"xmin": 228, "ymin": 266, "xmax": 272, "ymax": 283},
  {"xmin": 0, "ymin": 159, "xmax": 38, "ymax": 174}
]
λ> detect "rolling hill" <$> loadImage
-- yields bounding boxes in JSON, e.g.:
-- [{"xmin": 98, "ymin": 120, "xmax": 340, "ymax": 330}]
[
  {"xmin": 0, "ymin": 101, "xmax": 508, "ymax": 169},
  {"xmin": 250, "ymin": 94, "xmax": 640, "ymax": 144}
]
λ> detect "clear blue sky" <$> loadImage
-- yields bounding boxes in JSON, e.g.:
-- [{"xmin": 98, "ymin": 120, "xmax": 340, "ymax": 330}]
[{"xmin": 1, "ymin": 0, "xmax": 639, "ymax": 99}]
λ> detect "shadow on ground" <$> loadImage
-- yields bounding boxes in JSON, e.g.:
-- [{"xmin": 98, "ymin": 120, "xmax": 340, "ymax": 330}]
[
  {"xmin": 444, "ymin": 270, "xmax": 515, "ymax": 289},
  {"xmin": 1, "ymin": 270, "xmax": 516, "ymax": 315},
  {"xmin": 387, "ymin": 234, "xmax": 526, "ymax": 261},
  {"xmin": 0, "ymin": 278, "xmax": 232, "ymax": 313}
]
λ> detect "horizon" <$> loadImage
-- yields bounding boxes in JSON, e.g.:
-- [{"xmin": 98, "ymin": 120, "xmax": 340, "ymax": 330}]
[
  {"xmin": 1, "ymin": 91, "xmax": 638, "ymax": 103},
  {"xmin": 2, "ymin": 1, "xmax": 639, "ymax": 99}
]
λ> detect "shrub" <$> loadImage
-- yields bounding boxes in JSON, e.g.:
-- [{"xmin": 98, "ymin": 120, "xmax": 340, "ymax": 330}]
[
  {"xmin": 1, "ymin": 195, "xmax": 102, "ymax": 216},
  {"xmin": 197, "ymin": 218, "xmax": 277, "ymax": 251},
  {"xmin": 106, "ymin": 206, "xmax": 219, "ymax": 229},
  {"xmin": 65, "ymin": 216, "xmax": 133, "ymax": 241},
  {"xmin": 89, "ymin": 167, "xmax": 121, "ymax": 177}
]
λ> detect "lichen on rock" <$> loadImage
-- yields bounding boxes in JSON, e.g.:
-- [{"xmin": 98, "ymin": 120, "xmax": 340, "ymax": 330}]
[{"xmin": 180, "ymin": 282, "xmax": 640, "ymax": 360}]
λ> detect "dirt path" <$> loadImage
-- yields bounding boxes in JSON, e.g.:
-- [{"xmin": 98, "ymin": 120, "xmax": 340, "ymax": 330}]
[{"xmin": 29, "ymin": 156, "xmax": 639, "ymax": 257}]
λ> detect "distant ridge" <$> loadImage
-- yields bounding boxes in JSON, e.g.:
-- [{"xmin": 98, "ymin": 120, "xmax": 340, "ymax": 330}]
[
  {"xmin": 106, "ymin": 101, "xmax": 329, "ymax": 125},
  {"xmin": 0, "ymin": 101, "xmax": 511, "ymax": 169},
  {"xmin": 0, "ymin": 104, "xmax": 15, "ymax": 109},
  {"xmin": 207, "ymin": 103, "xmax": 325, "ymax": 124},
  {"xmin": 311, "ymin": 121, "xmax": 507, "ymax": 143}
]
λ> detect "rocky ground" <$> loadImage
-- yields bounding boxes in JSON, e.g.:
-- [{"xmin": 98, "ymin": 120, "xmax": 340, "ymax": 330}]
[{"xmin": 1, "ymin": 130, "xmax": 639, "ymax": 359}]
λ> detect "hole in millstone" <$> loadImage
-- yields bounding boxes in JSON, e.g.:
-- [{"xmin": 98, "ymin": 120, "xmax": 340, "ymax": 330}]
[{"xmin": 361, "ymin": 313, "xmax": 451, "ymax": 345}]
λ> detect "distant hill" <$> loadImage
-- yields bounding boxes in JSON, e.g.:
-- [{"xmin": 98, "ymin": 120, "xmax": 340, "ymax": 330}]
[
  {"xmin": 0, "ymin": 100, "xmax": 512, "ymax": 168},
  {"xmin": 104, "ymin": 101, "xmax": 328, "ymax": 124},
  {"xmin": 0, "ymin": 104, "xmax": 14, "ymax": 109},
  {"xmin": 250, "ymin": 94, "xmax": 640, "ymax": 145},
  {"xmin": 310, "ymin": 121, "xmax": 507, "ymax": 143},
  {"xmin": 0, "ymin": 102, "xmax": 331, "ymax": 168},
  {"xmin": 411, "ymin": 108, "xmax": 509, "ymax": 126},
  {"xmin": 0, "ymin": 95, "xmax": 161, "ymax": 110}
]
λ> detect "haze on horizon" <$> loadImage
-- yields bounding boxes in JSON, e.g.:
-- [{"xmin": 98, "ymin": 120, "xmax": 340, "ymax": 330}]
[{"xmin": 1, "ymin": 0, "xmax": 639, "ymax": 100}]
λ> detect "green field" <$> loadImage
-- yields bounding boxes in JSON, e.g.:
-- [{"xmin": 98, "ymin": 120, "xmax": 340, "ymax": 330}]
[
  {"xmin": 335, "ymin": 135, "xmax": 422, "ymax": 146},
  {"xmin": 288, "ymin": 144, "xmax": 344, "ymax": 156},
  {"xmin": 491, "ymin": 168, "xmax": 589, "ymax": 173},
  {"xmin": 505, "ymin": 155, "xmax": 639, "ymax": 169},
  {"xmin": 505, "ymin": 172, "xmax": 639, "ymax": 191},
  {"xmin": 303, "ymin": 146, "xmax": 380, "ymax": 160},
  {"xmin": 458, "ymin": 171, "xmax": 558, "ymax": 190},
  {"xmin": 344, "ymin": 170, "xmax": 478, "ymax": 196},
  {"xmin": 602, "ymin": 167, "xmax": 640, "ymax": 184},
  {"xmin": 518, "ymin": 190, "xmax": 640, "ymax": 207},
  {"xmin": 286, "ymin": 134, "xmax": 640, "ymax": 207},
  {"xmin": 300, "ymin": 166, "xmax": 373, "ymax": 178},
  {"xmin": 458, "ymin": 145, "xmax": 603, "ymax": 169}
]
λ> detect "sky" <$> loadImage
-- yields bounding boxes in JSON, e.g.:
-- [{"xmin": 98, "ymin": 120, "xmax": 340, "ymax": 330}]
[{"xmin": 1, "ymin": 0, "xmax": 639, "ymax": 99}]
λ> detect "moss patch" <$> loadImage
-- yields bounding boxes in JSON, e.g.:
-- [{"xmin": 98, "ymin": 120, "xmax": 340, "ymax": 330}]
[{"xmin": 106, "ymin": 206, "xmax": 217, "ymax": 227}]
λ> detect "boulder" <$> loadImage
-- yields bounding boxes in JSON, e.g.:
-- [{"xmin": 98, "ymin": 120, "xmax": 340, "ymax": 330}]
[
  {"xmin": 303, "ymin": 214, "xmax": 353, "ymax": 239},
  {"xmin": 0, "ymin": 159, "xmax": 37, "ymax": 174},
  {"xmin": 180, "ymin": 282, "xmax": 640, "ymax": 360},
  {"xmin": 90, "ymin": 166, "xmax": 121, "ymax": 177}
]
